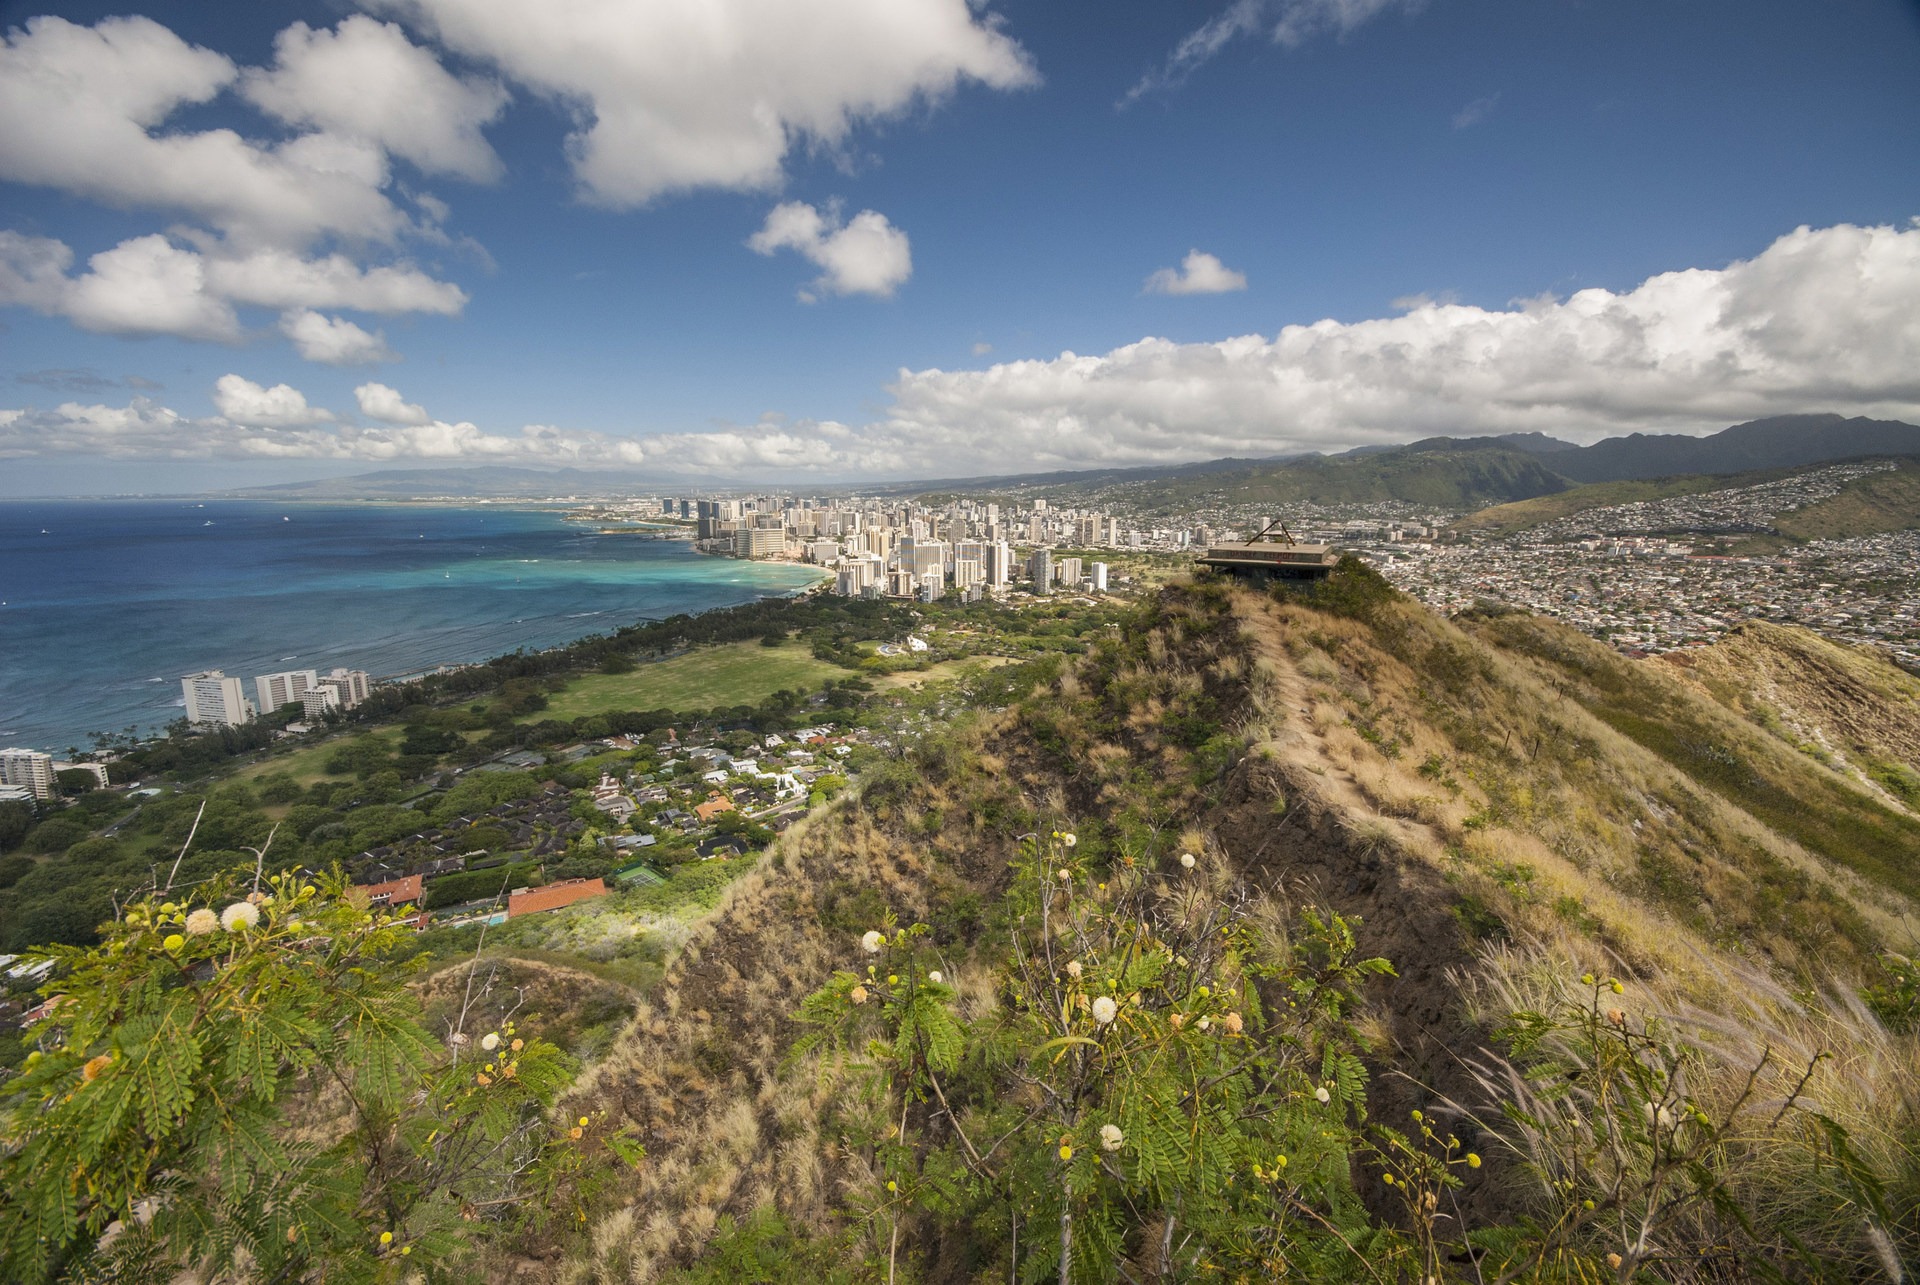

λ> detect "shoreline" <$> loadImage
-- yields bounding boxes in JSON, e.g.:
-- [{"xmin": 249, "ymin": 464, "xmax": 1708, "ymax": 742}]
[{"xmin": 0, "ymin": 498, "xmax": 828, "ymax": 754}]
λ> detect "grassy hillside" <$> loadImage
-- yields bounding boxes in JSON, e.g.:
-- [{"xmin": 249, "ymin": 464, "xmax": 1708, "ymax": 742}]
[
  {"xmin": 1655, "ymin": 620, "xmax": 1920, "ymax": 813},
  {"xmin": 1451, "ymin": 456, "xmax": 1920, "ymax": 541},
  {"xmin": 1448, "ymin": 467, "xmax": 1801, "ymax": 535},
  {"xmin": 1772, "ymin": 456, "xmax": 1920, "ymax": 540},
  {"xmin": 533, "ymin": 568, "xmax": 1917, "ymax": 1281}
]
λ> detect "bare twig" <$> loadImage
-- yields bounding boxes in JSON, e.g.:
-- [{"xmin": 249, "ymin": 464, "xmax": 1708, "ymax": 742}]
[{"xmin": 163, "ymin": 800, "xmax": 206, "ymax": 893}]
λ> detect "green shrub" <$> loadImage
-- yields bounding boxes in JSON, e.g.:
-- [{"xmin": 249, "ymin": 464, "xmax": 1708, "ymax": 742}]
[{"xmin": 0, "ymin": 870, "xmax": 581, "ymax": 1282}]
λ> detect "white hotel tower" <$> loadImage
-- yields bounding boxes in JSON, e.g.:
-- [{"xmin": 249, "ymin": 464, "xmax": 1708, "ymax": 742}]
[{"xmin": 181, "ymin": 671, "xmax": 254, "ymax": 727}]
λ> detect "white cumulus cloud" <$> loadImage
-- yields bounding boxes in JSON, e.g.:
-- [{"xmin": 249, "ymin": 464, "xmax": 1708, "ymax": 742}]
[
  {"xmin": 212, "ymin": 374, "xmax": 335, "ymax": 428},
  {"xmin": 0, "ymin": 231, "xmax": 465, "ymax": 348},
  {"xmin": 241, "ymin": 16, "xmax": 509, "ymax": 183},
  {"xmin": 355, "ymin": 381, "xmax": 432, "ymax": 425},
  {"xmin": 373, "ymin": 0, "xmax": 1036, "ymax": 206},
  {"xmin": 203, "ymin": 249, "xmax": 467, "ymax": 315},
  {"xmin": 282, "ymin": 310, "xmax": 396, "ymax": 365},
  {"xmin": 1144, "ymin": 250, "xmax": 1247, "ymax": 296},
  {"xmin": 748, "ymin": 202, "xmax": 913, "ymax": 300},
  {"xmin": 0, "ymin": 14, "xmax": 479, "ymax": 362},
  {"xmin": 0, "ymin": 232, "xmax": 243, "ymax": 341},
  {"xmin": 0, "ymin": 15, "xmax": 408, "ymax": 248}
]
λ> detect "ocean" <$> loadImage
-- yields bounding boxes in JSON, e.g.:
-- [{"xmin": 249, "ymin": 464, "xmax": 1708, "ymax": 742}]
[{"xmin": 0, "ymin": 499, "xmax": 824, "ymax": 753}]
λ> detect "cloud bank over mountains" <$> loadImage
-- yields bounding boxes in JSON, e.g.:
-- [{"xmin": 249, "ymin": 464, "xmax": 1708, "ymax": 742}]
[{"xmin": 6, "ymin": 222, "xmax": 1918, "ymax": 478}]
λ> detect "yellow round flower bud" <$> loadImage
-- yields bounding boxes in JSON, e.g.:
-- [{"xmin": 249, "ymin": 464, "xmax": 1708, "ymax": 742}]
[
  {"xmin": 1058, "ymin": 1144, "xmax": 1072, "ymax": 1161},
  {"xmin": 163, "ymin": 934, "xmax": 185, "ymax": 951}
]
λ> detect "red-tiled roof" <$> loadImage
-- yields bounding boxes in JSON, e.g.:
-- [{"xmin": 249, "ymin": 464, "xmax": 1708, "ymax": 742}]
[
  {"xmin": 358, "ymin": 874, "xmax": 424, "ymax": 906},
  {"xmin": 507, "ymin": 878, "xmax": 608, "ymax": 917}
]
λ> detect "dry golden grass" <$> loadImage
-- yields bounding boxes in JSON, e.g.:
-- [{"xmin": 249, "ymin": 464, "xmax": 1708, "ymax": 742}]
[{"xmin": 537, "ymin": 577, "xmax": 1916, "ymax": 1282}]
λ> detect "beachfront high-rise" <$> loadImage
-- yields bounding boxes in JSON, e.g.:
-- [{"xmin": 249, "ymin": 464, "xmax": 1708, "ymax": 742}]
[
  {"xmin": 255, "ymin": 669, "xmax": 318, "ymax": 713},
  {"xmin": 181, "ymin": 671, "xmax": 253, "ymax": 727},
  {"xmin": 0, "ymin": 748, "xmax": 55, "ymax": 799}
]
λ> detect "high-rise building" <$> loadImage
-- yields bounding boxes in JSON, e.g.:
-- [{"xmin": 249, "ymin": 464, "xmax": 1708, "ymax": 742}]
[
  {"xmin": 904, "ymin": 538, "xmax": 946, "ymax": 586},
  {"xmin": 985, "ymin": 540, "xmax": 1013, "ymax": 586},
  {"xmin": 301, "ymin": 687, "xmax": 342, "ymax": 720},
  {"xmin": 1028, "ymin": 548, "xmax": 1052, "ymax": 595},
  {"xmin": 737, "ymin": 527, "xmax": 786, "ymax": 559},
  {"xmin": 1091, "ymin": 562, "xmax": 1109, "ymax": 592},
  {"xmin": 314, "ymin": 668, "xmax": 371, "ymax": 709},
  {"xmin": 255, "ymin": 669, "xmax": 318, "ymax": 713},
  {"xmin": 1055, "ymin": 556, "xmax": 1083, "ymax": 588},
  {"xmin": 0, "ymin": 748, "xmax": 55, "ymax": 799},
  {"xmin": 181, "ymin": 671, "xmax": 253, "ymax": 727}
]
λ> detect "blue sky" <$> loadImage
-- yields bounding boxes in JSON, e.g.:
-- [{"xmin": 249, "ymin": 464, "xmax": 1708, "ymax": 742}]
[{"xmin": 2, "ymin": 0, "xmax": 1918, "ymax": 493}]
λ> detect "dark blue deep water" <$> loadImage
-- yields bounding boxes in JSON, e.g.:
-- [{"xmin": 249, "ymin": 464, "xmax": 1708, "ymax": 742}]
[{"xmin": 0, "ymin": 500, "xmax": 822, "ymax": 752}]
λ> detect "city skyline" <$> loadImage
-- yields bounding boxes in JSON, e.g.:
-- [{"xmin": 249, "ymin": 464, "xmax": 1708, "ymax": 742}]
[{"xmin": 2, "ymin": 0, "xmax": 1919, "ymax": 495}]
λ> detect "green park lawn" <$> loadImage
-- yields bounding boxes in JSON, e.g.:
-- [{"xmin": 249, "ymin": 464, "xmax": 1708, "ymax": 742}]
[
  {"xmin": 228, "ymin": 725, "xmax": 406, "ymax": 789},
  {"xmin": 531, "ymin": 640, "xmax": 847, "ymax": 720}
]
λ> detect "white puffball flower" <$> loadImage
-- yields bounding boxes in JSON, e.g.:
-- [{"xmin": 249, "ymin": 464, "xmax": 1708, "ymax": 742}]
[
  {"xmin": 220, "ymin": 902, "xmax": 260, "ymax": 932},
  {"xmin": 1180, "ymin": 853, "xmax": 1196, "ymax": 869},
  {"xmin": 1100, "ymin": 1124, "xmax": 1124, "ymax": 1152},
  {"xmin": 1091, "ymin": 996, "xmax": 1118, "ymax": 1025},
  {"xmin": 1057, "ymin": 868, "xmax": 1071, "ymax": 882},
  {"xmin": 861, "ymin": 930, "xmax": 884, "ymax": 954},
  {"xmin": 1062, "ymin": 833, "xmax": 1077, "ymax": 848},
  {"xmin": 928, "ymin": 970, "xmax": 943, "ymax": 984},
  {"xmin": 1315, "ymin": 1086, "xmax": 1332, "ymax": 1104},
  {"xmin": 184, "ymin": 908, "xmax": 220, "ymax": 936},
  {"xmin": 481, "ymin": 1032, "xmax": 501, "ymax": 1052},
  {"xmin": 1197, "ymin": 1016, "xmax": 1211, "ymax": 1031},
  {"xmin": 1066, "ymin": 960, "xmax": 1083, "ymax": 978}
]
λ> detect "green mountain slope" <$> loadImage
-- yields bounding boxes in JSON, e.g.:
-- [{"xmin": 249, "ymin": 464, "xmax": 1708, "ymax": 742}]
[
  {"xmin": 1113, "ymin": 443, "xmax": 1571, "ymax": 512},
  {"xmin": 1447, "ymin": 466, "xmax": 1809, "ymax": 536},
  {"xmin": 1772, "ymin": 456, "xmax": 1920, "ymax": 540}
]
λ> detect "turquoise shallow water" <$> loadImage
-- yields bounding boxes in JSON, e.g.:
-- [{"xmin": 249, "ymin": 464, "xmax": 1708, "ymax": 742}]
[{"xmin": 0, "ymin": 499, "xmax": 823, "ymax": 752}]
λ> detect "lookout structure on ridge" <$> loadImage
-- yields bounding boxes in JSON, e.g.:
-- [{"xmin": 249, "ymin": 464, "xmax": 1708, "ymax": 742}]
[{"xmin": 1196, "ymin": 519, "xmax": 1338, "ymax": 581}]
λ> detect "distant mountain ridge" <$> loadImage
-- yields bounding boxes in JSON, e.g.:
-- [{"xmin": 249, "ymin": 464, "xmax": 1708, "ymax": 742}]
[
  {"xmin": 224, "ymin": 413, "xmax": 1920, "ymax": 504},
  {"xmin": 1092, "ymin": 414, "xmax": 1920, "ymax": 510},
  {"xmin": 1524, "ymin": 414, "xmax": 1920, "ymax": 482}
]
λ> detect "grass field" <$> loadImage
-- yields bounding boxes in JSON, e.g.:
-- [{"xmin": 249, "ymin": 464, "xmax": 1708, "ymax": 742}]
[
  {"xmin": 532, "ymin": 641, "xmax": 848, "ymax": 720},
  {"xmin": 228, "ymin": 725, "xmax": 405, "ymax": 788}
]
